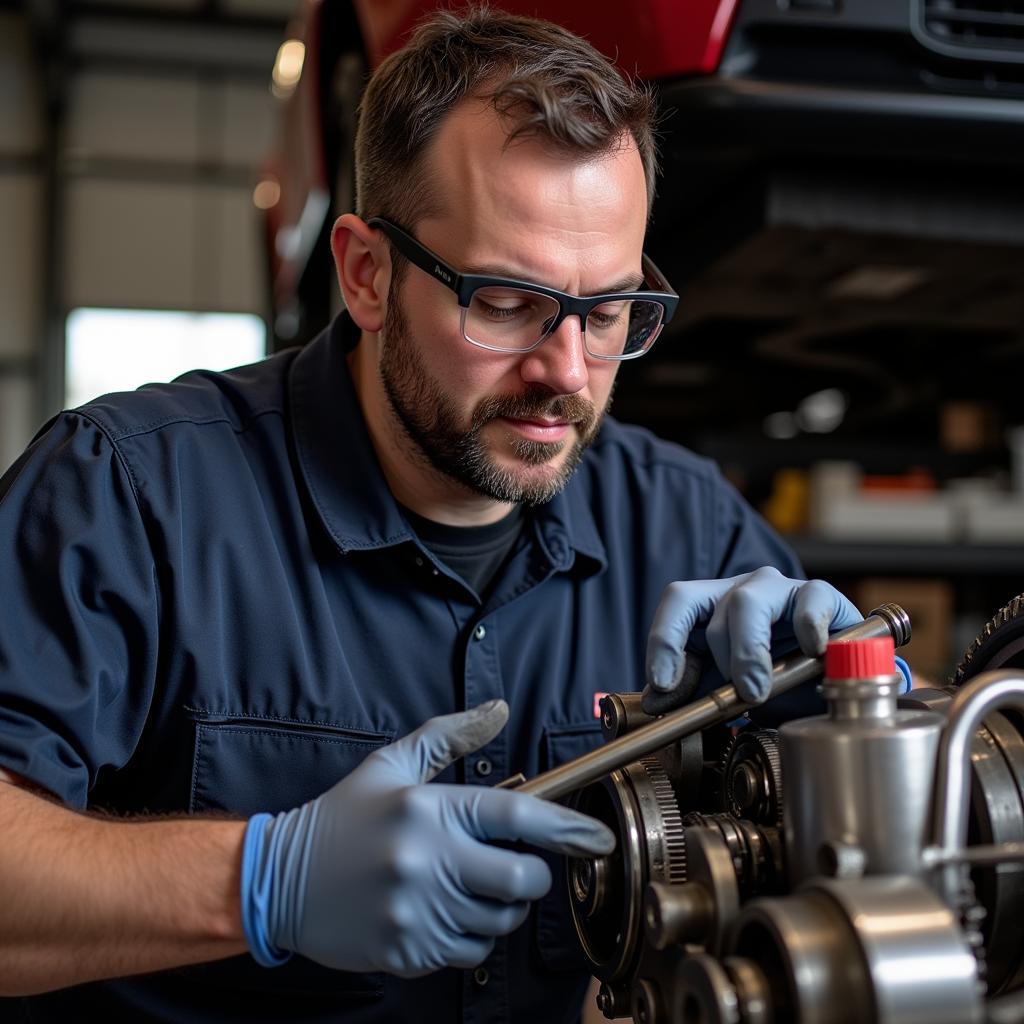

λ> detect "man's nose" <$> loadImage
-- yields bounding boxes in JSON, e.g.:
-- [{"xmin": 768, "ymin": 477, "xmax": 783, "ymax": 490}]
[{"xmin": 518, "ymin": 315, "xmax": 588, "ymax": 395}]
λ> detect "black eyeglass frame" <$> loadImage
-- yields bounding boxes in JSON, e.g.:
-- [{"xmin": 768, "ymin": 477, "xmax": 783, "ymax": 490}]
[{"xmin": 368, "ymin": 216, "xmax": 679, "ymax": 361}]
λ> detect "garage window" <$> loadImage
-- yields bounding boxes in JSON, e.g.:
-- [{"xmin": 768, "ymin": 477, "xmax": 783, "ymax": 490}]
[{"xmin": 65, "ymin": 308, "xmax": 266, "ymax": 410}]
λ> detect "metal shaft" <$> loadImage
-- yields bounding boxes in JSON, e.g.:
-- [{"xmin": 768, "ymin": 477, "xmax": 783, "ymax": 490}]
[{"xmin": 500, "ymin": 604, "xmax": 910, "ymax": 801}]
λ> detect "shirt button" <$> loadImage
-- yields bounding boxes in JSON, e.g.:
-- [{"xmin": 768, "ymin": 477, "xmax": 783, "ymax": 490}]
[
  {"xmin": 474, "ymin": 757, "xmax": 492, "ymax": 777},
  {"xmin": 473, "ymin": 966, "xmax": 489, "ymax": 987},
  {"xmin": 414, "ymin": 556, "xmax": 424, "ymax": 567},
  {"xmin": 473, "ymin": 624, "xmax": 486, "ymax": 641}
]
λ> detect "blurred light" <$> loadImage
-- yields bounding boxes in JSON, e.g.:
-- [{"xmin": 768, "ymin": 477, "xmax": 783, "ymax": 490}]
[
  {"xmin": 65, "ymin": 309, "xmax": 266, "ymax": 410},
  {"xmin": 272, "ymin": 39, "xmax": 305, "ymax": 97},
  {"xmin": 764, "ymin": 411, "xmax": 798, "ymax": 440},
  {"xmin": 796, "ymin": 388, "xmax": 847, "ymax": 434},
  {"xmin": 275, "ymin": 225, "xmax": 300, "ymax": 260},
  {"xmin": 253, "ymin": 176, "xmax": 281, "ymax": 210}
]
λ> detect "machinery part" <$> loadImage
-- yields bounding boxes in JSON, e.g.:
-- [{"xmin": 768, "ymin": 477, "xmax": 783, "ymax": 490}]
[
  {"xmin": 781, "ymin": 644, "xmax": 944, "ymax": 885},
  {"xmin": 931, "ymin": 673, "xmax": 1024, "ymax": 901},
  {"xmin": 641, "ymin": 826, "xmax": 739, "ymax": 956},
  {"xmin": 721, "ymin": 730, "xmax": 782, "ymax": 826},
  {"xmin": 632, "ymin": 978, "xmax": 665, "ymax": 1024},
  {"xmin": 682, "ymin": 813, "xmax": 782, "ymax": 897},
  {"xmin": 674, "ymin": 826, "xmax": 739, "ymax": 954},
  {"xmin": 731, "ymin": 877, "xmax": 983, "ymax": 1024},
  {"xmin": 657, "ymin": 731, "xmax": 705, "ymax": 804},
  {"xmin": 644, "ymin": 880, "xmax": 713, "ymax": 951},
  {"xmin": 929, "ymin": 670, "xmax": 1024, "ymax": 995},
  {"xmin": 597, "ymin": 981, "xmax": 632, "ymax": 1020},
  {"xmin": 962, "ymin": 713, "xmax": 1024, "ymax": 993},
  {"xmin": 955, "ymin": 594, "xmax": 1024, "ymax": 688},
  {"xmin": 602, "ymin": 692, "xmax": 654, "ymax": 740},
  {"xmin": 570, "ymin": 758, "xmax": 688, "ymax": 982},
  {"xmin": 501, "ymin": 606, "xmax": 910, "ymax": 801},
  {"xmin": 943, "ymin": 596, "xmax": 1024, "ymax": 994},
  {"xmin": 676, "ymin": 954, "xmax": 772, "ymax": 1024}
]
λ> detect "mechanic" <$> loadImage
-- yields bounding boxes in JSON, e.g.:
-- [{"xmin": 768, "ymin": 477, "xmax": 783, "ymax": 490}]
[{"xmin": 0, "ymin": 7, "xmax": 860, "ymax": 1023}]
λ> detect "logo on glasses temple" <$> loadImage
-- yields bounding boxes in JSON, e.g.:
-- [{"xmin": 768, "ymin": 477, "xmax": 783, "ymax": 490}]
[{"xmin": 433, "ymin": 264, "xmax": 453, "ymax": 284}]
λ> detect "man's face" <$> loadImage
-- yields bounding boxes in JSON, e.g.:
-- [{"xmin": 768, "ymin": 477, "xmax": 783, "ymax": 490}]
[{"xmin": 375, "ymin": 99, "xmax": 649, "ymax": 505}]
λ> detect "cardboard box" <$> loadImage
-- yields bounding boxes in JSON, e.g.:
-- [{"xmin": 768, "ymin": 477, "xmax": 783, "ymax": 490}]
[{"xmin": 856, "ymin": 578, "xmax": 954, "ymax": 682}]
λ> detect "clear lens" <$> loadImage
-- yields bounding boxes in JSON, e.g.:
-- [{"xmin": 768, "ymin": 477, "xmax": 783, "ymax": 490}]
[
  {"xmin": 586, "ymin": 300, "xmax": 663, "ymax": 358},
  {"xmin": 465, "ymin": 287, "xmax": 560, "ymax": 351},
  {"xmin": 464, "ymin": 288, "xmax": 665, "ymax": 358}
]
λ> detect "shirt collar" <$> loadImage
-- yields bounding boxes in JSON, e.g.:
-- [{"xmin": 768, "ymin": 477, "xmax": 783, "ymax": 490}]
[{"xmin": 288, "ymin": 314, "xmax": 607, "ymax": 575}]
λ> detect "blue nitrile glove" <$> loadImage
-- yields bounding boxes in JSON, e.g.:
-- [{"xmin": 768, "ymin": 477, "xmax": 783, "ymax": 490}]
[
  {"xmin": 240, "ymin": 699, "xmax": 615, "ymax": 977},
  {"xmin": 895, "ymin": 655, "xmax": 912, "ymax": 693},
  {"xmin": 645, "ymin": 566, "xmax": 863, "ymax": 706}
]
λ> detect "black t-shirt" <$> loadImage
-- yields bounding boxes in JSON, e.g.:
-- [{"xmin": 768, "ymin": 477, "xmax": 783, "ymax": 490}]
[{"xmin": 401, "ymin": 504, "xmax": 525, "ymax": 597}]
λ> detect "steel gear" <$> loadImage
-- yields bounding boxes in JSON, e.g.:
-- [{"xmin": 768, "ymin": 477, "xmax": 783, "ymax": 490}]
[
  {"xmin": 639, "ymin": 756, "xmax": 687, "ymax": 885},
  {"xmin": 721, "ymin": 729, "xmax": 783, "ymax": 826},
  {"xmin": 954, "ymin": 593, "xmax": 1024, "ymax": 688},
  {"xmin": 954, "ymin": 874, "xmax": 989, "ymax": 997},
  {"xmin": 682, "ymin": 812, "xmax": 781, "ymax": 897}
]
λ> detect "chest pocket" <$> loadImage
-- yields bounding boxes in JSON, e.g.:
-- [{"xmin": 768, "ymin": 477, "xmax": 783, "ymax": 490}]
[
  {"xmin": 188, "ymin": 713, "xmax": 392, "ymax": 816},
  {"xmin": 534, "ymin": 721, "xmax": 605, "ymax": 972}
]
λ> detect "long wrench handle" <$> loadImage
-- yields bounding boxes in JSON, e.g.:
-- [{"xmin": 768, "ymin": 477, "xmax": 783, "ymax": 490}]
[{"xmin": 497, "ymin": 604, "xmax": 910, "ymax": 801}]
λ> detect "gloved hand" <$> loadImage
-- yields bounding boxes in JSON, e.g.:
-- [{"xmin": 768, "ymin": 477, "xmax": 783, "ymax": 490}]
[
  {"xmin": 240, "ymin": 699, "xmax": 615, "ymax": 977},
  {"xmin": 644, "ymin": 566, "xmax": 862, "ymax": 707}
]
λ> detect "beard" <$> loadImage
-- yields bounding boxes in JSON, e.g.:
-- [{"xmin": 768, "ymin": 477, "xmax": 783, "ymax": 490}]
[{"xmin": 378, "ymin": 288, "xmax": 611, "ymax": 506}]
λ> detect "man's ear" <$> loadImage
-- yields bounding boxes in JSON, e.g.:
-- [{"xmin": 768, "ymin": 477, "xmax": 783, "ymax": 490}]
[{"xmin": 331, "ymin": 214, "xmax": 389, "ymax": 333}]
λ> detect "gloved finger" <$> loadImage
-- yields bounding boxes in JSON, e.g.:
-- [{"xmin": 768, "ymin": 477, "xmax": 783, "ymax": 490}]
[
  {"xmin": 453, "ymin": 787, "xmax": 616, "ymax": 857},
  {"xmin": 641, "ymin": 655, "xmax": 705, "ymax": 715},
  {"xmin": 706, "ymin": 567, "xmax": 792, "ymax": 704},
  {"xmin": 393, "ymin": 933, "xmax": 496, "ymax": 977},
  {"xmin": 445, "ymin": 893, "xmax": 533, "ymax": 938},
  {"xmin": 455, "ymin": 840, "xmax": 553, "ymax": 903},
  {"xmin": 791, "ymin": 579, "xmax": 863, "ymax": 658},
  {"xmin": 375, "ymin": 700, "xmax": 510, "ymax": 785},
  {"xmin": 437, "ymin": 934, "xmax": 495, "ymax": 972},
  {"xmin": 645, "ymin": 578, "xmax": 737, "ymax": 694}
]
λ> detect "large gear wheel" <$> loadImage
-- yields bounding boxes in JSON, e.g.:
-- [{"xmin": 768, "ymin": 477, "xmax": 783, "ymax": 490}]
[
  {"xmin": 569, "ymin": 756, "xmax": 689, "ymax": 983},
  {"xmin": 947, "ymin": 594, "xmax": 1024, "ymax": 994},
  {"xmin": 954, "ymin": 593, "xmax": 1024, "ymax": 688}
]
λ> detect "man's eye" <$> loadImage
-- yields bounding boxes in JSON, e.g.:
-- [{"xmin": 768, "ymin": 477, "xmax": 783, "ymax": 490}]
[{"xmin": 480, "ymin": 301, "xmax": 528, "ymax": 319}]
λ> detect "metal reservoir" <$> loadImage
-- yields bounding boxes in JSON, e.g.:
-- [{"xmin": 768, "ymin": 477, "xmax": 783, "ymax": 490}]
[{"xmin": 781, "ymin": 637, "xmax": 944, "ymax": 885}]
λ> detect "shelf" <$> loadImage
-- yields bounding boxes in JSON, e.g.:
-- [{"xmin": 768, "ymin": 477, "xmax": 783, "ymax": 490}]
[{"xmin": 788, "ymin": 535, "xmax": 1024, "ymax": 576}]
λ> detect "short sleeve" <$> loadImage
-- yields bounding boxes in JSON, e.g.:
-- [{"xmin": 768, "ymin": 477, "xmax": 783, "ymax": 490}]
[{"xmin": 0, "ymin": 412, "xmax": 159, "ymax": 808}]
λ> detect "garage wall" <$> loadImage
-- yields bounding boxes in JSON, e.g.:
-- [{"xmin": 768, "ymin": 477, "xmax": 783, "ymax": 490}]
[
  {"xmin": 0, "ymin": 1, "xmax": 291, "ymax": 473},
  {"xmin": 0, "ymin": 14, "xmax": 44, "ymax": 472}
]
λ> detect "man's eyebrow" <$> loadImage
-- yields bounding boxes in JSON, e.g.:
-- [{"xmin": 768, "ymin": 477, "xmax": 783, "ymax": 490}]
[{"xmin": 461, "ymin": 263, "xmax": 646, "ymax": 294}]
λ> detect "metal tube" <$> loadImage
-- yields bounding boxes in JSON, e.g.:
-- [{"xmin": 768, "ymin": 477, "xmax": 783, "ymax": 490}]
[
  {"xmin": 922, "ymin": 841, "xmax": 1024, "ymax": 869},
  {"xmin": 502, "ymin": 604, "xmax": 910, "ymax": 801},
  {"xmin": 929, "ymin": 670, "xmax": 1024, "ymax": 903}
]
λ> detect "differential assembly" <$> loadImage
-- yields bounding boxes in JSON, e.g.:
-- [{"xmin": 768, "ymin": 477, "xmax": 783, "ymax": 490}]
[{"xmin": 547, "ymin": 597, "xmax": 1024, "ymax": 1022}]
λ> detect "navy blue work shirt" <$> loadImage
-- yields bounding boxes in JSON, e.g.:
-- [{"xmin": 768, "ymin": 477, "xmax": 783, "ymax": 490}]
[{"xmin": 0, "ymin": 314, "xmax": 801, "ymax": 1023}]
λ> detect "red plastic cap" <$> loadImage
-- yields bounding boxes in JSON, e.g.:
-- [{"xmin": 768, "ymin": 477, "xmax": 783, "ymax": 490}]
[{"xmin": 825, "ymin": 637, "xmax": 896, "ymax": 679}]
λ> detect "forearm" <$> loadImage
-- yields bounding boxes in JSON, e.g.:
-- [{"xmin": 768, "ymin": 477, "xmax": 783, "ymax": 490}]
[{"xmin": 0, "ymin": 776, "xmax": 248, "ymax": 996}]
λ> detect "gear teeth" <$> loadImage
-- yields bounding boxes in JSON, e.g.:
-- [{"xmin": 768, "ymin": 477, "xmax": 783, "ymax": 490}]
[
  {"xmin": 955, "ymin": 877, "xmax": 988, "ymax": 992},
  {"xmin": 639, "ymin": 756, "xmax": 687, "ymax": 885},
  {"xmin": 716, "ymin": 736, "xmax": 738, "ymax": 778},
  {"xmin": 723, "ymin": 730, "xmax": 784, "ymax": 827},
  {"xmin": 953, "ymin": 594, "xmax": 1024, "ymax": 687}
]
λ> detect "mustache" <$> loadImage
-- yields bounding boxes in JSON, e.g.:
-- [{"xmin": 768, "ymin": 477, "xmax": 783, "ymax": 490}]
[{"xmin": 472, "ymin": 388, "xmax": 596, "ymax": 431}]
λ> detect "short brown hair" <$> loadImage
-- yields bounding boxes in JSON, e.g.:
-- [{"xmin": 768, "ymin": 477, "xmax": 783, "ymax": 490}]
[{"xmin": 354, "ymin": 6, "xmax": 659, "ymax": 234}]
